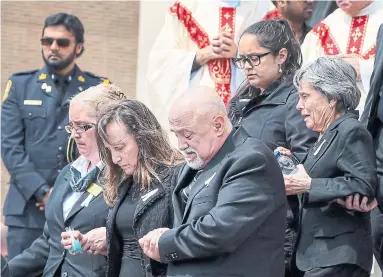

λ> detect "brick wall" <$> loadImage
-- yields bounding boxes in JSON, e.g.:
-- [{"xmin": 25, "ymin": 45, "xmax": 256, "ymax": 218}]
[{"xmin": 1, "ymin": 1, "xmax": 140, "ymax": 213}]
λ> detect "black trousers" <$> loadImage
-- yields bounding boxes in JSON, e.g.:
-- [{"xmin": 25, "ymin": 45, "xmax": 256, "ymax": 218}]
[
  {"xmin": 301, "ymin": 264, "xmax": 369, "ymax": 277},
  {"xmin": 6, "ymin": 226, "xmax": 43, "ymax": 259},
  {"xmin": 372, "ymin": 124, "xmax": 383, "ymax": 270},
  {"xmin": 371, "ymin": 207, "xmax": 383, "ymax": 269}
]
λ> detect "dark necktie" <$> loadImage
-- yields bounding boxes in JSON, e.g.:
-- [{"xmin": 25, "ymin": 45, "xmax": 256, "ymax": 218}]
[{"xmin": 181, "ymin": 170, "xmax": 203, "ymax": 204}]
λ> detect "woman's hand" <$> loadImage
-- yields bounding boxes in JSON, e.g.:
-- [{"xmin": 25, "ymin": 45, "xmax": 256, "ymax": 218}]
[
  {"xmin": 274, "ymin": 147, "xmax": 292, "ymax": 158},
  {"xmin": 336, "ymin": 194, "xmax": 378, "ymax": 212},
  {"xmin": 81, "ymin": 227, "xmax": 107, "ymax": 256},
  {"xmin": 283, "ymin": 164, "xmax": 311, "ymax": 195},
  {"xmin": 61, "ymin": 227, "xmax": 107, "ymax": 256},
  {"xmin": 61, "ymin": 230, "xmax": 83, "ymax": 254}
]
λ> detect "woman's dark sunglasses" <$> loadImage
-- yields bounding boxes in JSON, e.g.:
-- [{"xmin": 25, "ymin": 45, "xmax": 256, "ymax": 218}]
[
  {"xmin": 40, "ymin": 37, "xmax": 71, "ymax": 48},
  {"xmin": 232, "ymin": 52, "xmax": 271, "ymax": 69}
]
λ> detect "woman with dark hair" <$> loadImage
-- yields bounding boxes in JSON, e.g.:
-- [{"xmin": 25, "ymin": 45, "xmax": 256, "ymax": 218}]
[
  {"xmin": 228, "ymin": 19, "xmax": 317, "ymax": 277},
  {"xmin": 97, "ymin": 100, "xmax": 183, "ymax": 277},
  {"xmin": 64, "ymin": 99, "xmax": 183, "ymax": 277}
]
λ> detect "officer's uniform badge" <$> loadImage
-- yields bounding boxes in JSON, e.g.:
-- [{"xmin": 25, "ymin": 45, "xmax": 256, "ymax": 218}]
[
  {"xmin": 41, "ymin": 83, "xmax": 52, "ymax": 93},
  {"xmin": 3, "ymin": 79, "xmax": 12, "ymax": 101},
  {"xmin": 38, "ymin": 73, "xmax": 47, "ymax": 80},
  {"xmin": 78, "ymin": 76, "xmax": 85, "ymax": 83}
]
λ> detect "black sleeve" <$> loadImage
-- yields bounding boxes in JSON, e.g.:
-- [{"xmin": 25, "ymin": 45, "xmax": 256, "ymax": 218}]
[
  {"xmin": 8, "ymin": 222, "xmax": 50, "ymax": 277},
  {"xmin": 307, "ymin": 126, "xmax": 377, "ymax": 204},
  {"xmin": 1, "ymin": 76, "xmax": 49, "ymax": 201},
  {"xmin": 1, "ymin": 255, "xmax": 11, "ymax": 277}
]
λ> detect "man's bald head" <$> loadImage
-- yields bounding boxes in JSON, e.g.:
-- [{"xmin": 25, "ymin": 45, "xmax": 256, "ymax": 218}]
[
  {"xmin": 168, "ymin": 86, "xmax": 232, "ymax": 169},
  {"xmin": 169, "ymin": 86, "xmax": 229, "ymax": 127}
]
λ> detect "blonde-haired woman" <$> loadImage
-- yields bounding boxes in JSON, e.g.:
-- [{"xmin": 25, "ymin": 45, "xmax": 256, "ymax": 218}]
[{"xmin": 8, "ymin": 83, "xmax": 124, "ymax": 277}]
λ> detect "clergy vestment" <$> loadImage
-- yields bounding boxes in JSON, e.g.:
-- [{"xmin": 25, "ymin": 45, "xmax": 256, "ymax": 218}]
[
  {"xmin": 145, "ymin": 0, "xmax": 272, "ymax": 134},
  {"xmin": 301, "ymin": 1, "xmax": 383, "ymax": 114}
]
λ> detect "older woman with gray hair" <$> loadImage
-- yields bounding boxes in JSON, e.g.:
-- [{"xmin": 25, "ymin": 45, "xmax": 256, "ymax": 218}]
[{"xmin": 277, "ymin": 56, "xmax": 377, "ymax": 277}]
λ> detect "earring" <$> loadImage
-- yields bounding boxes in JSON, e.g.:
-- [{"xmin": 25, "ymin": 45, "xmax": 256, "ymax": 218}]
[{"xmin": 278, "ymin": 64, "xmax": 282, "ymax": 73}]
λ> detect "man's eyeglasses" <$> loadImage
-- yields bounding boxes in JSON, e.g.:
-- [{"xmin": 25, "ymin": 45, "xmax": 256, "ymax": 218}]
[
  {"xmin": 40, "ymin": 37, "xmax": 72, "ymax": 48},
  {"xmin": 232, "ymin": 52, "xmax": 271, "ymax": 69},
  {"xmin": 65, "ymin": 123, "xmax": 95, "ymax": 134}
]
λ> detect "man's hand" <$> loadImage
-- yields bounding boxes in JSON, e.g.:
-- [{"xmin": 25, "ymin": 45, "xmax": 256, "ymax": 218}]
[
  {"xmin": 211, "ymin": 31, "xmax": 238, "ymax": 59},
  {"xmin": 61, "ymin": 227, "xmax": 107, "ymax": 256},
  {"xmin": 283, "ymin": 165, "xmax": 311, "ymax": 195},
  {"xmin": 35, "ymin": 187, "xmax": 53, "ymax": 211},
  {"xmin": 340, "ymin": 54, "xmax": 361, "ymax": 81},
  {"xmin": 139, "ymin": 228, "xmax": 170, "ymax": 262},
  {"xmin": 195, "ymin": 31, "xmax": 237, "ymax": 66},
  {"xmin": 195, "ymin": 45, "xmax": 220, "ymax": 66},
  {"xmin": 336, "ymin": 194, "xmax": 378, "ymax": 212}
]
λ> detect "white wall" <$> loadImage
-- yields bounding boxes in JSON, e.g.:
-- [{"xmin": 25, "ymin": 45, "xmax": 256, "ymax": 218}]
[{"xmin": 136, "ymin": 0, "xmax": 173, "ymax": 108}]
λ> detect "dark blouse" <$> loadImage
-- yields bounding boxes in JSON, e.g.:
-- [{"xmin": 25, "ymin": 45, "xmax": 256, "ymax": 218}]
[{"xmin": 115, "ymin": 194, "xmax": 142, "ymax": 277}]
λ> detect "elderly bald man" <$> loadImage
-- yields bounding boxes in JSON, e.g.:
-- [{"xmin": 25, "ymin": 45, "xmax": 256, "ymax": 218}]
[{"xmin": 139, "ymin": 86, "xmax": 287, "ymax": 277}]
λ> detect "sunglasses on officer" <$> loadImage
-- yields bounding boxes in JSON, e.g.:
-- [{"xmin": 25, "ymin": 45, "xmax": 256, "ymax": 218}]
[
  {"xmin": 40, "ymin": 37, "xmax": 72, "ymax": 48},
  {"xmin": 65, "ymin": 123, "xmax": 96, "ymax": 134}
]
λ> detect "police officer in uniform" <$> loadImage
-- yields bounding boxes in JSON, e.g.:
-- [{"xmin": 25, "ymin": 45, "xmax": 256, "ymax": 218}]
[{"xmin": 1, "ymin": 12, "xmax": 109, "ymax": 259}]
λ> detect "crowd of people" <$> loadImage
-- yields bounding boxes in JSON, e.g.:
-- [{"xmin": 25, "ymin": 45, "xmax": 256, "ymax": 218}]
[{"xmin": 2, "ymin": 1, "xmax": 383, "ymax": 277}]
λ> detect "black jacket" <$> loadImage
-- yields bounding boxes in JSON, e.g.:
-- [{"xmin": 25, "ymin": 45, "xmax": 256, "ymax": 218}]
[
  {"xmin": 297, "ymin": 112, "xmax": 377, "ymax": 272},
  {"xmin": 228, "ymin": 80, "xmax": 318, "ymax": 272},
  {"xmin": 361, "ymin": 24, "xmax": 383, "ymax": 210},
  {"xmin": 106, "ymin": 165, "xmax": 180, "ymax": 277},
  {"xmin": 8, "ymin": 164, "xmax": 109, "ymax": 277},
  {"xmin": 361, "ymin": 25, "xmax": 383, "ymax": 136},
  {"xmin": 158, "ymin": 128, "xmax": 287, "ymax": 277}
]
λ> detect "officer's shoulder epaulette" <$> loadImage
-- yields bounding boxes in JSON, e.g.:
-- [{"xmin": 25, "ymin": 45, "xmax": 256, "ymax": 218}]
[
  {"xmin": 83, "ymin": 71, "xmax": 111, "ymax": 84},
  {"xmin": 12, "ymin": 69, "xmax": 39, "ymax": 77}
]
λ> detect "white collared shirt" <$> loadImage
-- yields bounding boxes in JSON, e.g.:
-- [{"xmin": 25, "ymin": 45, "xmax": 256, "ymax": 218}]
[{"xmin": 62, "ymin": 156, "xmax": 104, "ymax": 220}]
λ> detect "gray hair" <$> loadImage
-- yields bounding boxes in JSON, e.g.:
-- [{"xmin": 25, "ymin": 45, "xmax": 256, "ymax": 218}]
[{"xmin": 293, "ymin": 56, "xmax": 361, "ymax": 112}]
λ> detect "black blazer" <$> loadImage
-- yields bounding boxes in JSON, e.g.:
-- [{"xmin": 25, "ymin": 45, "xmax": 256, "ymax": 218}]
[
  {"xmin": 361, "ymin": 24, "xmax": 383, "ymax": 136},
  {"xmin": 158, "ymin": 128, "xmax": 287, "ymax": 277},
  {"xmin": 296, "ymin": 112, "xmax": 377, "ymax": 272},
  {"xmin": 106, "ymin": 165, "xmax": 180, "ymax": 277},
  {"xmin": 8, "ymin": 164, "xmax": 109, "ymax": 277},
  {"xmin": 361, "ymin": 24, "xmax": 383, "ymax": 209}
]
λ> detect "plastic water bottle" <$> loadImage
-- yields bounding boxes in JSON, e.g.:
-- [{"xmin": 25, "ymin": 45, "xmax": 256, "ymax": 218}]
[{"xmin": 274, "ymin": 151, "xmax": 297, "ymax": 175}]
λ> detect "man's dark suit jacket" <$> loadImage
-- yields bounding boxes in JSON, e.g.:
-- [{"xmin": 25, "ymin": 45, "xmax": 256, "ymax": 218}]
[
  {"xmin": 8, "ymin": 164, "xmax": 109, "ymax": 277},
  {"xmin": 297, "ymin": 112, "xmax": 377, "ymax": 273},
  {"xmin": 361, "ymin": 24, "xmax": 383, "ymax": 208},
  {"xmin": 158, "ymin": 127, "xmax": 287, "ymax": 277}
]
